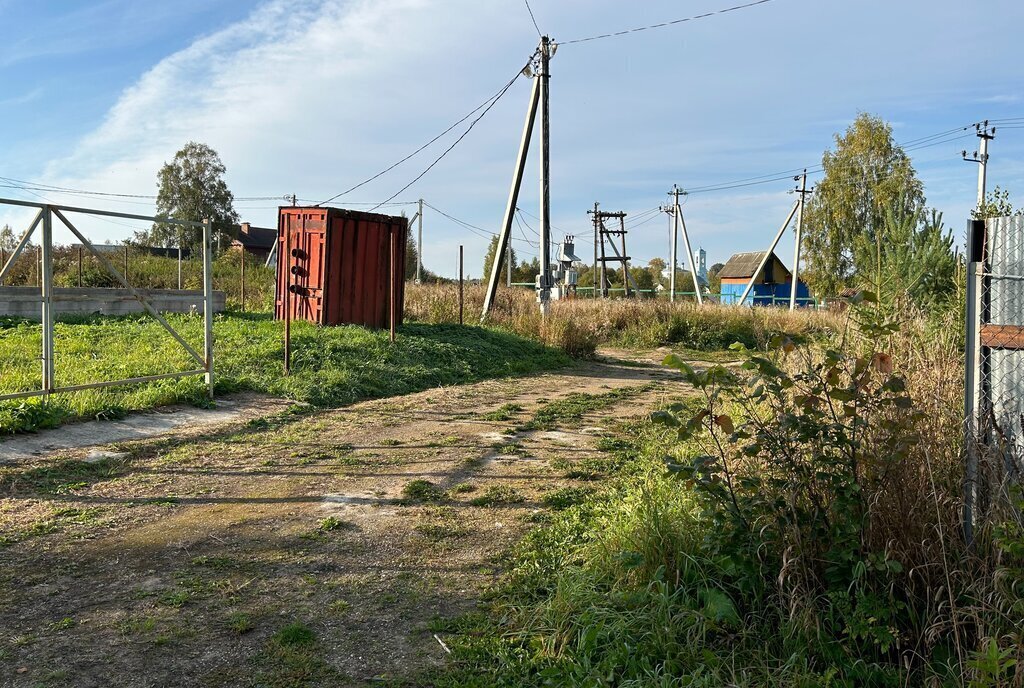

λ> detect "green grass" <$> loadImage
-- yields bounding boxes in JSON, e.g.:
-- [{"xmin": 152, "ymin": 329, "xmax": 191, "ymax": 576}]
[
  {"xmin": 401, "ymin": 479, "xmax": 446, "ymax": 504},
  {"xmin": 468, "ymin": 485, "xmax": 524, "ymax": 507},
  {"xmin": 480, "ymin": 403, "xmax": 524, "ymax": 422},
  {"xmin": 516, "ymin": 385, "xmax": 652, "ymax": 432},
  {"xmin": 404, "ymin": 419, "xmax": 768, "ymax": 687},
  {"xmin": 0, "ymin": 313, "xmax": 569, "ymax": 434},
  {"xmin": 409, "ymin": 408, "xmax": 968, "ymax": 687}
]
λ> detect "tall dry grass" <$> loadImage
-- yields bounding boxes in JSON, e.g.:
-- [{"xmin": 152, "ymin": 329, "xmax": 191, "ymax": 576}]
[{"xmin": 404, "ymin": 282, "xmax": 841, "ymax": 357}]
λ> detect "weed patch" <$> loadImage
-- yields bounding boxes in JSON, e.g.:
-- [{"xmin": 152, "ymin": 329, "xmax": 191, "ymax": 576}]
[
  {"xmin": 401, "ymin": 479, "xmax": 445, "ymax": 504},
  {"xmin": 469, "ymin": 485, "xmax": 524, "ymax": 507},
  {"xmin": 517, "ymin": 386, "xmax": 651, "ymax": 432}
]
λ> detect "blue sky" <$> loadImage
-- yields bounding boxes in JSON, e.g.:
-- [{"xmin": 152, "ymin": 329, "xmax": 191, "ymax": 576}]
[{"xmin": 2, "ymin": 0, "xmax": 1023, "ymax": 278}]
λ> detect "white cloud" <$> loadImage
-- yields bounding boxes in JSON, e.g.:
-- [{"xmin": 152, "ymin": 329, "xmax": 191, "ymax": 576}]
[{"xmin": 5, "ymin": 0, "xmax": 1024, "ymax": 275}]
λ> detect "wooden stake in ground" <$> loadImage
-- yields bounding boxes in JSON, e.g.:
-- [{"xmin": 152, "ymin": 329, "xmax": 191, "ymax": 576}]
[
  {"xmin": 240, "ymin": 248, "xmax": 246, "ymax": 313},
  {"xmin": 458, "ymin": 245, "xmax": 464, "ymax": 325}
]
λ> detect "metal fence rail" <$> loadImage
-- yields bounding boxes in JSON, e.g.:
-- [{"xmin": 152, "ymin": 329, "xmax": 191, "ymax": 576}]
[
  {"xmin": 0, "ymin": 197, "xmax": 214, "ymax": 402},
  {"xmin": 964, "ymin": 215, "xmax": 1024, "ymax": 541}
]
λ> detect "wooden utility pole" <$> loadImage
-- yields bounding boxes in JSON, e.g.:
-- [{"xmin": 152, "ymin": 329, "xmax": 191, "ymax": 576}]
[{"xmin": 592, "ymin": 209, "xmax": 631, "ymax": 297}]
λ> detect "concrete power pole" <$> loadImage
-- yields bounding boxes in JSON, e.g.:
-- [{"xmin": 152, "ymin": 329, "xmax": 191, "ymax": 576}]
[
  {"xmin": 480, "ymin": 46, "xmax": 541, "ymax": 321},
  {"xmin": 591, "ymin": 202, "xmax": 599, "ymax": 297},
  {"xmin": 479, "ymin": 35, "xmax": 555, "ymax": 319},
  {"xmin": 670, "ymin": 186, "xmax": 702, "ymax": 305},
  {"xmin": 537, "ymin": 35, "xmax": 553, "ymax": 316},
  {"xmin": 963, "ymin": 121, "xmax": 995, "ymax": 210},
  {"xmin": 789, "ymin": 171, "xmax": 809, "ymax": 311},
  {"xmin": 669, "ymin": 196, "xmax": 678, "ymax": 302}
]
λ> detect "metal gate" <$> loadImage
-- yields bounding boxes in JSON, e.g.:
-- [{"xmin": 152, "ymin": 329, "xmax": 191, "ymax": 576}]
[
  {"xmin": 964, "ymin": 215, "xmax": 1024, "ymax": 540},
  {"xmin": 0, "ymin": 197, "xmax": 215, "ymax": 401}
]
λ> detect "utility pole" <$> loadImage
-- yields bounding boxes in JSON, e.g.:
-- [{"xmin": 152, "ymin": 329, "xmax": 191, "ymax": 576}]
[
  {"xmin": 506, "ymin": 241, "xmax": 512, "ymax": 287},
  {"xmin": 537, "ymin": 35, "xmax": 552, "ymax": 316},
  {"xmin": 481, "ymin": 44, "xmax": 541, "ymax": 321},
  {"xmin": 674, "ymin": 188, "xmax": 702, "ymax": 306},
  {"xmin": 658, "ymin": 204, "xmax": 674, "ymax": 299},
  {"xmin": 790, "ymin": 170, "xmax": 810, "ymax": 311},
  {"xmin": 591, "ymin": 202, "xmax": 599, "ymax": 298},
  {"xmin": 591, "ymin": 208, "xmax": 630, "ymax": 297},
  {"xmin": 737, "ymin": 197, "xmax": 800, "ymax": 306},
  {"xmin": 670, "ymin": 189, "xmax": 680, "ymax": 301},
  {"xmin": 416, "ymin": 198, "xmax": 424, "ymax": 283},
  {"xmin": 290, "ymin": 194, "xmax": 297, "ymax": 207},
  {"xmin": 963, "ymin": 121, "xmax": 995, "ymax": 209}
]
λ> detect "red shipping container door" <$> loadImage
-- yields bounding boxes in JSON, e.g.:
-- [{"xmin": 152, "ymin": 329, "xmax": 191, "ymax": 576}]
[{"xmin": 275, "ymin": 207, "xmax": 407, "ymax": 329}]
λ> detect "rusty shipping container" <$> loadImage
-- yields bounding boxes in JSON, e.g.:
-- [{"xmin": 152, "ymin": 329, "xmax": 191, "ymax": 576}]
[{"xmin": 274, "ymin": 206, "xmax": 407, "ymax": 329}]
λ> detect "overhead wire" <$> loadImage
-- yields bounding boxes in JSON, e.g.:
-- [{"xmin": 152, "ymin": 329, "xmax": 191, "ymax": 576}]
[
  {"xmin": 367, "ymin": 65, "xmax": 529, "ymax": 211},
  {"xmin": 422, "ymin": 200, "xmax": 537, "ymax": 247},
  {"xmin": 559, "ymin": 0, "xmax": 776, "ymax": 46},
  {"xmin": 523, "ymin": 0, "xmax": 542, "ymax": 38},
  {"xmin": 681, "ymin": 125, "xmax": 983, "ymax": 196},
  {"xmin": 319, "ymin": 58, "xmax": 533, "ymax": 207}
]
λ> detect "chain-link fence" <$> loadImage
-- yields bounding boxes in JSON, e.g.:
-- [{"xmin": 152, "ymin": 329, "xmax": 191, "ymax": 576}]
[{"xmin": 965, "ymin": 215, "xmax": 1024, "ymax": 540}]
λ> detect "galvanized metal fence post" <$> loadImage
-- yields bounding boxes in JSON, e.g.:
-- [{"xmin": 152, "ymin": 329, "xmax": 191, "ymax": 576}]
[
  {"xmin": 203, "ymin": 219, "xmax": 214, "ymax": 400},
  {"xmin": 40, "ymin": 206, "xmax": 54, "ymax": 398}
]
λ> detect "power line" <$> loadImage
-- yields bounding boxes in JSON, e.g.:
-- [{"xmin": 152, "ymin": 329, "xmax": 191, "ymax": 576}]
[
  {"xmin": 422, "ymin": 200, "xmax": 537, "ymax": 247},
  {"xmin": 523, "ymin": 0, "xmax": 542, "ymax": 38},
  {"xmin": 559, "ymin": 0, "xmax": 776, "ymax": 45},
  {"xmin": 681, "ymin": 124, "xmax": 985, "ymax": 196},
  {"xmin": 0, "ymin": 176, "xmax": 287, "ymax": 203},
  {"xmin": 319, "ymin": 60, "xmax": 530, "ymax": 206},
  {"xmin": 368, "ymin": 66, "xmax": 527, "ymax": 211}
]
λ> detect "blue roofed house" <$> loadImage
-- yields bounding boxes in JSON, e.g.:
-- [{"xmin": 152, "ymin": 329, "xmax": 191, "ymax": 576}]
[{"xmin": 717, "ymin": 250, "xmax": 810, "ymax": 306}]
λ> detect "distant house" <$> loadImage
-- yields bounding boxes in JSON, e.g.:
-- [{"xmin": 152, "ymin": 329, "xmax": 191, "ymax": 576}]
[
  {"xmin": 718, "ymin": 250, "xmax": 810, "ymax": 306},
  {"xmin": 231, "ymin": 223, "xmax": 276, "ymax": 261}
]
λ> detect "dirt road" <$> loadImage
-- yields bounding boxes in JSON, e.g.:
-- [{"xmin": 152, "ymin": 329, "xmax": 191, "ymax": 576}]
[{"xmin": 0, "ymin": 352, "xmax": 687, "ymax": 687}]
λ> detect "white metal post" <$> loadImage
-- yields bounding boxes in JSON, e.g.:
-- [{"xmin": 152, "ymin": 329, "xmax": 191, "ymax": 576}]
[
  {"xmin": 537, "ymin": 35, "xmax": 552, "ymax": 317},
  {"xmin": 202, "ymin": 218, "xmax": 215, "ymax": 400},
  {"xmin": 963, "ymin": 259, "xmax": 983, "ymax": 544},
  {"xmin": 40, "ymin": 206, "xmax": 54, "ymax": 397},
  {"xmin": 789, "ymin": 171, "xmax": 808, "ymax": 311}
]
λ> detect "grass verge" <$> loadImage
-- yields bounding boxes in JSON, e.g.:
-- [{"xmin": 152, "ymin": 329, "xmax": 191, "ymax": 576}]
[{"xmin": 0, "ymin": 314, "xmax": 569, "ymax": 434}]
